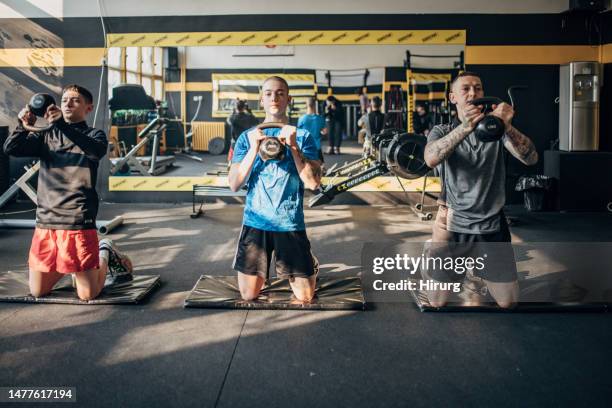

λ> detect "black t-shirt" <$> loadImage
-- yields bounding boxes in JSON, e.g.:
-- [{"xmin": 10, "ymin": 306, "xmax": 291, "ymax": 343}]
[
  {"xmin": 228, "ymin": 112, "xmax": 259, "ymax": 142},
  {"xmin": 413, "ymin": 112, "xmax": 433, "ymax": 135},
  {"xmin": 4, "ymin": 120, "xmax": 108, "ymax": 230},
  {"xmin": 325, "ymin": 102, "xmax": 344, "ymax": 126},
  {"xmin": 368, "ymin": 111, "xmax": 385, "ymax": 135}
]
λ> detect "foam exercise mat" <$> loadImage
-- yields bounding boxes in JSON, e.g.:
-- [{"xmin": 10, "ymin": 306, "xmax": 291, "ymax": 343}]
[
  {"xmin": 410, "ymin": 278, "xmax": 610, "ymax": 312},
  {"xmin": 184, "ymin": 275, "xmax": 366, "ymax": 310},
  {"xmin": 0, "ymin": 271, "xmax": 161, "ymax": 305},
  {"xmin": 361, "ymin": 241, "xmax": 612, "ymax": 313}
]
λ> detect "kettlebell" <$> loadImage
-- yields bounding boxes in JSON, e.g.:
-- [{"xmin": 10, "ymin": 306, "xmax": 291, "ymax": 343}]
[
  {"xmin": 259, "ymin": 137, "xmax": 285, "ymax": 161},
  {"xmin": 471, "ymin": 97, "xmax": 505, "ymax": 143},
  {"xmin": 28, "ymin": 93, "xmax": 56, "ymax": 117},
  {"xmin": 257, "ymin": 122, "xmax": 286, "ymax": 162}
]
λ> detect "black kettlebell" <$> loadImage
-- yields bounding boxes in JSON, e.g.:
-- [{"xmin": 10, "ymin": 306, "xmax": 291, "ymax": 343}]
[
  {"xmin": 471, "ymin": 97, "xmax": 505, "ymax": 143},
  {"xmin": 28, "ymin": 93, "xmax": 56, "ymax": 117},
  {"xmin": 257, "ymin": 122, "xmax": 286, "ymax": 162}
]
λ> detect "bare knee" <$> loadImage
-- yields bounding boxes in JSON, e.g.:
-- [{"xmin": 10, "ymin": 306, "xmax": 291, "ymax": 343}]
[
  {"xmin": 496, "ymin": 301, "xmax": 517, "ymax": 310},
  {"xmin": 428, "ymin": 300, "xmax": 447, "ymax": 308},
  {"xmin": 293, "ymin": 289, "xmax": 315, "ymax": 303},
  {"xmin": 29, "ymin": 287, "xmax": 51, "ymax": 298},
  {"xmin": 77, "ymin": 287, "xmax": 101, "ymax": 301},
  {"xmin": 239, "ymin": 288, "xmax": 261, "ymax": 301},
  {"xmin": 427, "ymin": 290, "xmax": 449, "ymax": 308}
]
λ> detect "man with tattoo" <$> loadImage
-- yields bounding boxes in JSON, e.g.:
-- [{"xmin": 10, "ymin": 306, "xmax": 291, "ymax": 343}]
[
  {"xmin": 423, "ymin": 72, "xmax": 538, "ymax": 308},
  {"xmin": 229, "ymin": 76, "xmax": 322, "ymax": 302}
]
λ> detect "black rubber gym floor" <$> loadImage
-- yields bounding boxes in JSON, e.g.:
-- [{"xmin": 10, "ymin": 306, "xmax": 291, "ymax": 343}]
[{"xmin": 1, "ymin": 203, "xmax": 611, "ymax": 407}]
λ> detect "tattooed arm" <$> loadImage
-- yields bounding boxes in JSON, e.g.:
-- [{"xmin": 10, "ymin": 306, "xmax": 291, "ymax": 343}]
[
  {"xmin": 424, "ymin": 125, "xmax": 471, "ymax": 168},
  {"xmin": 503, "ymin": 125, "xmax": 538, "ymax": 166},
  {"xmin": 424, "ymin": 102, "xmax": 484, "ymax": 168},
  {"xmin": 492, "ymin": 102, "xmax": 538, "ymax": 166}
]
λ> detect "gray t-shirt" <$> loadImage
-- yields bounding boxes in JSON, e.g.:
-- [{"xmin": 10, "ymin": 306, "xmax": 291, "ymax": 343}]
[{"xmin": 427, "ymin": 121, "xmax": 506, "ymax": 234}]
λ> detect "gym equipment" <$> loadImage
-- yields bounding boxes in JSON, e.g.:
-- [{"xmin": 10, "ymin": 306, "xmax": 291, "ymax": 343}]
[
  {"xmin": 0, "ymin": 271, "xmax": 160, "ymax": 305},
  {"xmin": 257, "ymin": 122, "xmax": 287, "ymax": 162},
  {"xmin": 324, "ymin": 156, "xmax": 374, "ymax": 178},
  {"xmin": 28, "ymin": 93, "xmax": 55, "ymax": 117},
  {"xmin": 0, "ymin": 161, "xmax": 39, "ymax": 207},
  {"xmin": 405, "ymin": 51, "xmax": 464, "ymax": 70},
  {"xmin": 259, "ymin": 138, "xmax": 285, "ymax": 161},
  {"xmin": 310, "ymin": 129, "xmax": 430, "ymax": 207},
  {"xmin": 207, "ymin": 137, "xmax": 225, "ymax": 155},
  {"xmin": 471, "ymin": 97, "xmax": 505, "ymax": 143},
  {"xmin": 405, "ymin": 69, "xmax": 458, "ymax": 132},
  {"xmin": 109, "ymin": 85, "xmax": 176, "ymax": 176},
  {"xmin": 472, "ymin": 86, "xmax": 526, "ymax": 143},
  {"xmin": 19, "ymin": 93, "xmax": 56, "ymax": 132},
  {"xmin": 184, "ymin": 275, "xmax": 365, "ymax": 310},
  {"xmin": 410, "ymin": 279, "xmax": 609, "ymax": 312},
  {"xmin": 384, "ymin": 85, "xmax": 406, "ymax": 130},
  {"xmin": 97, "ymin": 216, "xmax": 124, "ymax": 235},
  {"xmin": 376, "ymin": 131, "xmax": 429, "ymax": 180},
  {"xmin": 0, "ymin": 161, "xmax": 124, "ymax": 234},
  {"xmin": 407, "ymin": 239, "xmax": 612, "ymax": 312},
  {"xmin": 191, "ymin": 184, "xmax": 246, "ymax": 219}
]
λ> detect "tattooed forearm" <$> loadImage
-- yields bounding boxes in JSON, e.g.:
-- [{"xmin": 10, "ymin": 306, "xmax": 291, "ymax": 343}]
[
  {"xmin": 424, "ymin": 126, "xmax": 471, "ymax": 168},
  {"xmin": 504, "ymin": 126, "xmax": 538, "ymax": 166}
]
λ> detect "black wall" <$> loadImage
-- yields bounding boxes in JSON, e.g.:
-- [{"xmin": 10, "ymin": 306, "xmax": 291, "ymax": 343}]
[{"xmin": 0, "ymin": 11, "xmax": 609, "ymax": 202}]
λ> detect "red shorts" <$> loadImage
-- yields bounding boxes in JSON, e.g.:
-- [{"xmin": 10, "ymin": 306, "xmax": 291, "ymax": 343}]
[{"xmin": 28, "ymin": 228, "xmax": 99, "ymax": 274}]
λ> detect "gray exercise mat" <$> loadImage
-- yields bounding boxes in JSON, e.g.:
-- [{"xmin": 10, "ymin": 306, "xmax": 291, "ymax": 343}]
[
  {"xmin": 409, "ymin": 278, "xmax": 610, "ymax": 312},
  {"xmin": 185, "ymin": 275, "xmax": 366, "ymax": 310},
  {"xmin": 0, "ymin": 271, "xmax": 161, "ymax": 305}
]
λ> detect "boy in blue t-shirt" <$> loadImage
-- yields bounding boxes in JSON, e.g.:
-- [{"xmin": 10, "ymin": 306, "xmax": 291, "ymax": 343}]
[
  {"xmin": 229, "ymin": 76, "xmax": 322, "ymax": 302},
  {"xmin": 297, "ymin": 96, "xmax": 326, "ymax": 162}
]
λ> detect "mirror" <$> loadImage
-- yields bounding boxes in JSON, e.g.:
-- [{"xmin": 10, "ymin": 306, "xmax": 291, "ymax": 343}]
[{"xmin": 105, "ymin": 41, "xmax": 464, "ymax": 185}]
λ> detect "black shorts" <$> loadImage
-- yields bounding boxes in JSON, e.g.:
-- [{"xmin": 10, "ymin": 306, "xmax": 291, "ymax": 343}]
[
  {"xmin": 426, "ymin": 208, "xmax": 517, "ymax": 283},
  {"xmin": 233, "ymin": 225, "xmax": 316, "ymax": 280}
]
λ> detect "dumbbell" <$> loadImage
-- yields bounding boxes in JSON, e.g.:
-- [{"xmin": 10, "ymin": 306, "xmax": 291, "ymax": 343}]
[{"xmin": 257, "ymin": 122, "xmax": 286, "ymax": 162}]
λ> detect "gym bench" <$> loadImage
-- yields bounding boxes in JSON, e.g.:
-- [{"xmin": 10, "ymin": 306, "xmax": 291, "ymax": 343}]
[{"xmin": 191, "ymin": 184, "xmax": 246, "ymax": 218}]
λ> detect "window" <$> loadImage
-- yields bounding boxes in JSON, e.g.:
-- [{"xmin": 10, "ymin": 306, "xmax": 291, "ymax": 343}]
[{"xmin": 108, "ymin": 47, "xmax": 165, "ymax": 100}]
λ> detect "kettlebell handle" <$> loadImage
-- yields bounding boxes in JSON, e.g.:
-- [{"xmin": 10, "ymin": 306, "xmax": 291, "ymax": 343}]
[
  {"xmin": 470, "ymin": 97, "xmax": 503, "ymax": 112},
  {"xmin": 257, "ymin": 122, "xmax": 285, "ymax": 130}
]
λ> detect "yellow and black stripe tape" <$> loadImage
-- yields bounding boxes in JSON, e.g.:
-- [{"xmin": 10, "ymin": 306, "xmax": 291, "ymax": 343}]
[
  {"xmin": 107, "ymin": 30, "xmax": 466, "ymax": 48},
  {"xmin": 212, "ymin": 73, "xmax": 315, "ymax": 82},
  {"xmin": 410, "ymin": 73, "xmax": 452, "ymax": 82},
  {"xmin": 109, "ymin": 175, "xmax": 441, "ymax": 192}
]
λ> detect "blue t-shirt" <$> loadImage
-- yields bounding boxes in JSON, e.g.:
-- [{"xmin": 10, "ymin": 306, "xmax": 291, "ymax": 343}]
[
  {"xmin": 232, "ymin": 127, "xmax": 319, "ymax": 232},
  {"xmin": 297, "ymin": 114, "xmax": 325, "ymax": 150}
]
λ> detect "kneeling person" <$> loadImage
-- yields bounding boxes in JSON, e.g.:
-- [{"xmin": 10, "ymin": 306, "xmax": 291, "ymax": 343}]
[
  {"xmin": 229, "ymin": 76, "xmax": 322, "ymax": 302},
  {"xmin": 4, "ymin": 84, "xmax": 133, "ymax": 301}
]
